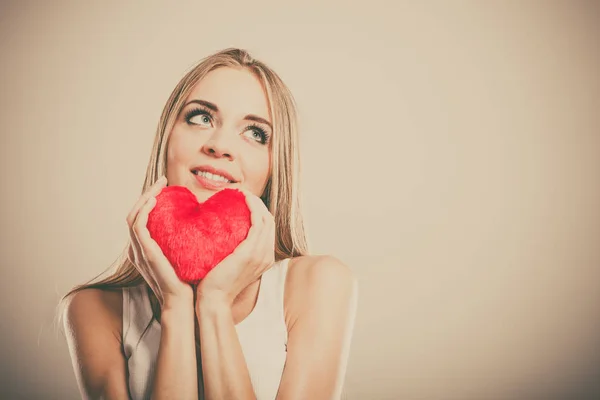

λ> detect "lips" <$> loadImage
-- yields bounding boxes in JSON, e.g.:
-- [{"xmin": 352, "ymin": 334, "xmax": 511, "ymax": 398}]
[
  {"xmin": 191, "ymin": 165, "xmax": 238, "ymax": 183},
  {"xmin": 193, "ymin": 171, "xmax": 233, "ymax": 190}
]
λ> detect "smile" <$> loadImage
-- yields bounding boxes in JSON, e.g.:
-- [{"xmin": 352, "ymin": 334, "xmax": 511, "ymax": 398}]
[{"xmin": 192, "ymin": 170, "xmax": 233, "ymax": 183}]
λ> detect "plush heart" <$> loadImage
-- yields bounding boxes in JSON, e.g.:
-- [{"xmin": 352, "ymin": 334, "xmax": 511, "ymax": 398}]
[{"xmin": 146, "ymin": 185, "xmax": 251, "ymax": 285}]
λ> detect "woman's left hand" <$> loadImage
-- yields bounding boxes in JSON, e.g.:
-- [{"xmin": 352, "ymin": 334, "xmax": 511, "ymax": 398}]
[{"xmin": 195, "ymin": 189, "xmax": 276, "ymax": 307}]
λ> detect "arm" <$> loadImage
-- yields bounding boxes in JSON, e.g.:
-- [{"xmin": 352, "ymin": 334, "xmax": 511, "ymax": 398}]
[
  {"xmin": 150, "ymin": 295, "xmax": 198, "ymax": 400},
  {"xmin": 63, "ymin": 289, "xmax": 131, "ymax": 400},
  {"xmin": 276, "ymin": 256, "xmax": 358, "ymax": 400},
  {"xmin": 63, "ymin": 288, "xmax": 199, "ymax": 400},
  {"xmin": 196, "ymin": 293, "xmax": 256, "ymax": 400},
  {"xmin": 123, "ymin": 175, "xmax": 199, "ymax": 398}
]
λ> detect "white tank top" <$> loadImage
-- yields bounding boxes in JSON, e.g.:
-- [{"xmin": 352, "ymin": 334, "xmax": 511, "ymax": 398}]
[{"xmin": 122, "ymin": 258, "xmax": 291, "ymax": 400}]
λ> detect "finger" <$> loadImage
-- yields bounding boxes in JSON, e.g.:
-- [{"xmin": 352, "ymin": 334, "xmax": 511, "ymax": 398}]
[
  {"xmin": 127, "ymin": 232, "xmax": 158, "ymax": 289},
  {"xmin": 266, "ymin": 213, "xmax": 276, "ymax": 247},
  {"xmin": 128, "ymin": 225, "xmax": 145, "ymax": 264},
  {"xmin": 257, "ymin": 201, "xmax": 275, "ymax": 263},
  {"xmin": 242, "ymin": 202, "xmax": 274, "ymax": 268},
  {"xmin": 245, "ymin": 190, "xmax": 270, "ymax": 227},
  {"xmin": 250, "ymin": 191, "xmax": 272, "ymax": 219},
  {"xmin": 133, "ymin": 196, "xmax": 177, "ymax": 279},
  {"xmin": 128, "ymin": 218, "xmax": 157, "ymax": 280},
  {"xmin": 127, "ymin": 176, "xmax": 167, "ymax": 226},
  {"xmin": 237, "ymin": 190, "xmax": 263, "ymax": 243},
  {"xmin": 257, "ymin": 214, "xmax": 276, "ymax": 260},
  {"xmin": 233, "ymin": 190, "xmax": 272, "ymax": 265},
  {"xmin": 129, "ymin": 195, "xmax": 156, "ymax": 261},
  {"xmin": 254, "ymin": 209, "xmax": 274, "ymax": 241},
  {"xmin": 126, "ymin": 176, "xmax": 167, "ymax": 227},
  {"xmin": 133, "ymin": 196, "xmax": 161, "ymax": 260},
  {"xmin": 253, "ymin": 197, "xmax": 275, "ymax": 248}
]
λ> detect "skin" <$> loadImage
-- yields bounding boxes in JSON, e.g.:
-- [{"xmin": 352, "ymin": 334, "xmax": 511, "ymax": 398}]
[
  {"xmin": 63, "ymin": 66, "xmax": 358, "ymax": 400},
  {"xmin": 166, "ymin": 66, "xmax": 273, "ymax": 204},
  {"xmin": 165, "ymin": 66, "xmax": 275, "ymax": 315}
]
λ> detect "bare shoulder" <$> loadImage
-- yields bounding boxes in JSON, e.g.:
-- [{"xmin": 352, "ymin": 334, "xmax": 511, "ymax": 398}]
[
  {"xmin": 284, "ymin": 255, "xmax": 358, "ymax": 331},
  {"xmin": 64, "ymin": 288, "xmax": 123, "ymax": 338},
  {"xmin": 63, "ymin": 287, "xmax": 129, "ymax": 399},
  {"xmin": 286, "ymin": 255, "xmax": 356, "ymax": 286}
]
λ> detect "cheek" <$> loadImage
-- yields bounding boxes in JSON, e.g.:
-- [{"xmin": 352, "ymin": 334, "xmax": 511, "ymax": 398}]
[
  {"xmin": 166, "ymin": 128, "xmax": 196, "ymax": 176},
  {"xmin": 243, "ymin": 151, "xmax": 271, "ymax": 192},
  {"xmin": 168, "ymin": 128, "xmax": 194, "ymax": 160}
]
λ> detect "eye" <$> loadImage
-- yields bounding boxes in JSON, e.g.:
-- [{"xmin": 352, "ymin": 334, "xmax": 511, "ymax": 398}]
[
  {"xmin": 242, "ymin": 125, "xmax": 270, "ymax": 145},
  {"xmin": 184, "ymin": 108, "xmax": 213, "ymax": 127}
]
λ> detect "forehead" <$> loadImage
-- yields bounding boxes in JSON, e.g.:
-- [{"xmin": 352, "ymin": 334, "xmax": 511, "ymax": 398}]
[{"xmin": 187, "ymin": 67, "xmax": 272, "ymax": 122}]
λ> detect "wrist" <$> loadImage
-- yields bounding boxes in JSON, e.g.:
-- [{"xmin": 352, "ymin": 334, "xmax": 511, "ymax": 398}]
[
  {"xmin": 160, "ymin": 302, "xmax": 195, "ymax": 328},
  {"xmin": 195, "ymin": 290, "xmax": 232, "ymax": 313},
  {"xmin": 162, "ymin": 292, "xmax": 194, "ymax": 313}
]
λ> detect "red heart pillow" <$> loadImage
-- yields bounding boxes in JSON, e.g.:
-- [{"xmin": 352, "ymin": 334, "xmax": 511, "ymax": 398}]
[{"xmin": 146, "ymin": 186, "xmax": 251, "ymax": 285}]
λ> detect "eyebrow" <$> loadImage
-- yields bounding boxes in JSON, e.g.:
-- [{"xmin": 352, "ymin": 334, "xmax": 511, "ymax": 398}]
[{"xmin": 185, "ymin": 99, "xmax": 273, "ymax": 130}]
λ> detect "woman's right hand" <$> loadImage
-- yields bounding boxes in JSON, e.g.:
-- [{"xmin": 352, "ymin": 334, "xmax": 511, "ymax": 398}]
[{"xmin": 126, "ymin": 175, "xmax": 194, "ymax": 310}]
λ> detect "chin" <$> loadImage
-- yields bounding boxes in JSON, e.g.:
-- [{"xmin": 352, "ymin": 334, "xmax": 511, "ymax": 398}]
[
  {"xmin": 188, "ymin": 184, "xmax": 217, "ymax": 202},
  {"xmin": 190, "ymin": 179, "xmax": 237, "ymax": 202}
]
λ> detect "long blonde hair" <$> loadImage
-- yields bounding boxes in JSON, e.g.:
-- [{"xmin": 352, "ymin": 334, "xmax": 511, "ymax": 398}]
[{"xmin": 57, "ymin": 48, "xmax": 309, "ymax": 320}]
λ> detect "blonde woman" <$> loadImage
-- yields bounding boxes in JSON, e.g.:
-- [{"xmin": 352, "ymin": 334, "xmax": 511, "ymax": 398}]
[{"xmin": 59, "ymin": 48, "xmax": 358, "ymax": 400}]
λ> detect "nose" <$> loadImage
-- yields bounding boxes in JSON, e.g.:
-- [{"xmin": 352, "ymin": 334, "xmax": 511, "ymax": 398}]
[{"xmin": 201, "ymin": 129, "xmax": 236, "ymax": 160}]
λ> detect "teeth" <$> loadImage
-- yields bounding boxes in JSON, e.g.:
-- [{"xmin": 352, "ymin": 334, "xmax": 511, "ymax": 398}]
[{"xmin": 195, "ymin": 170, "xmax": 231, "ymax": 183}]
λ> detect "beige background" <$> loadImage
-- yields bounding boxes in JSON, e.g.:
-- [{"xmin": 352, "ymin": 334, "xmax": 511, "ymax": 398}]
[{"xmin": 1, "ymin": 0, "xmax": 599, "ymax": 399}]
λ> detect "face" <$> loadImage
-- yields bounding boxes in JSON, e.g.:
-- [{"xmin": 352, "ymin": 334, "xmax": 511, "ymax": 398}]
[{"xmin": 166, "ymin": 67, "xmax": 273, "ymax": 203}]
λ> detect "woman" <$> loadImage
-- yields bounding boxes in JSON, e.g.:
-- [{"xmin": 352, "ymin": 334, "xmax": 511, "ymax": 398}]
[{"xmin": 59, "ymin": 48, "xmax": 358, "ymax": 400}]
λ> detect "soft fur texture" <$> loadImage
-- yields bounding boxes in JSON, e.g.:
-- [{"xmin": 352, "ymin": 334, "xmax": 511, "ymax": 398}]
[{"xmin": 146, "ymin": 186, "xmax": 251, "ymax": 284}]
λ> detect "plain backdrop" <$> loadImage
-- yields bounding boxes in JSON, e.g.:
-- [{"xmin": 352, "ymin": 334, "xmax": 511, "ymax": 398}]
[{"xmin": 1, "ymin": 1, "xmax": 599, "ymax": 399}]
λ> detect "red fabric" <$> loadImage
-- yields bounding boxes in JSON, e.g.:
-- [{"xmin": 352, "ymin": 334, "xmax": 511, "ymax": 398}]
[{"xmin": 146, "ymin": 186, "xmax": 251, "ymax": 284}]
